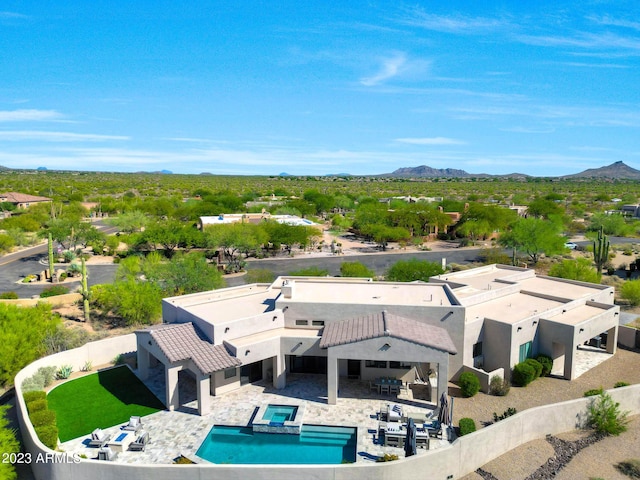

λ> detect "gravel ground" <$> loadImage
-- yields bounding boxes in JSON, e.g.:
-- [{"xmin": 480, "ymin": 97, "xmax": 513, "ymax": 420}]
[{"xmin": 457, "ymin": 347, "xmax": 640, "ymax": 480}]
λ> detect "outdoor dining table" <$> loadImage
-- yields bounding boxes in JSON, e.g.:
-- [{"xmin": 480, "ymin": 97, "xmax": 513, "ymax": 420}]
[{"xmin": 375, "ymin": 377, "xmax": 403, "ymax": 394}]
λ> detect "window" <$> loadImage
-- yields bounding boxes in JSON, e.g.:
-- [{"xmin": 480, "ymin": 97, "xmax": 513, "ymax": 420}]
[
  {"xmin": 312, "ymin": 320, "xmax": 325, "ymax": 327},
  {"xmin": 473, "ymin": 342, "xmax": 483, "ymax": 358},
  {"xmin": 295, "ymin": 319, "xmax": 309, "ymax": 326},
  {"xmin": 519, "ymin": 341, "xmax": 532, "ymax": 363},
  {"xmin": 365, "ymin": 360, "xmax": 387, "ymax": 368},
  {"xmin": 224, "ymin": 367, "xmax": 237, "ymax": 379},
  {"xmin": 389, "ymin": 361, "xmax": 412, "ymax": 369}
]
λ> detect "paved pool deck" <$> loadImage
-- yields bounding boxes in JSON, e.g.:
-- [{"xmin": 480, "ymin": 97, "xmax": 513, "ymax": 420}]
[
  {"xmin": 59, "ymin": 347, "xmax": 611, "ymax": 465},
  {"xmin": 60, "ymin": 368, "xmax": 451, "ymax": 464}
]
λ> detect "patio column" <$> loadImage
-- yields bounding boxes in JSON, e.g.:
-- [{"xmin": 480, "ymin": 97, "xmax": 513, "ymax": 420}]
[
  {"xmin": 274, "ymin": 352, "xmax": 286, "ymax": 389},
  {"xmin": 606, "ymin": 325, "xmax": 618, "ymax": 354},
  {"xmin": 564, "ymin": 340, "xmax": 576, "ymax": 380},
  {"xmin": 165, "ymin": 366, "xmax": 180, "ymax": 411},
  {"xmin": 327, "ymin": 352, "xmax": 338, "ymax": 405},
  {"xmin": 197, "ymin": 374, "xmax": 211, "ymax": 416},
  {"xmin": 137, "ymin": 344, "xmax": 151, "ymax": 380},
  {"xmin": 436, "ymin": 361, "xmax": 448, "ymax": 403}
]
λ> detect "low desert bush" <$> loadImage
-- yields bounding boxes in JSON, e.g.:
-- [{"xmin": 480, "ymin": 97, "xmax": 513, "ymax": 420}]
[
  {"xmin": 524, "ymin": 358, "xmax": 543, "ymax": 378},
  {"xmin": 489, "ymin": 375, "xmax": 510, "ymax": 396},
  {"xmin": 30, "ymin": 409, "xmax": 56, "ymax": 428},
  {"xmin": 459, "ymin": 372, "xmax": 481, "ymax": 398},
  {"xmin": 586, "ymin": 392, "xmax": 629, "ymax": 436},
  {"xmin": 493, "ymin": 407, "xmax": 517, "ymax": 423},
  {"xmin": 459, "ymin": 418, "xmax": 476, "ymax": 436},
  {"xmin": 512, "ymin": 362, "xmax": 536, "ymax": 387},
  {"xmin": 614, "ymin": 381, "xmax": 630, "ymax": 388},
  {"xmin": 34, "ymin": 425, "xmax": 58, "ymax": 450},
  {"xmin": 584, "ymin": 387, "xmax": 604, "ymax": 397},
  {"xmin": 615, "ymin": 459, "xmax": 640, "ymax": 478},
  {"xmin": 40, "ymin": 285, "xmax": 70, "ymax": 298},
  {"xmin": 25, "ymin": 399, "xmax": 47, "ymax": 414},
  {"xmin": 23, "ymin": 390, "xmax": 46, "ymax": 404},
  {"xmin": 376, "ymin": 453, "xmax": 399, "ymax": 462},
  {"xmin": 0, "ymin": 291, "xmax": 18, "ymax": 299},
  {"xmin": 535, "ymin": 354, "xmax": 553, "ymax": 376}
]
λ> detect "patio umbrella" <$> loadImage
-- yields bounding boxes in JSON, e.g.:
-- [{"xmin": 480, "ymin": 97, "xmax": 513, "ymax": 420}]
[
  {"xmin": 438, "ymin": 392, "xmax": 450, "ymax": 427},
  {"xmin": 404, "ymin": 418, "xmax": 417, "ymax": 457}
]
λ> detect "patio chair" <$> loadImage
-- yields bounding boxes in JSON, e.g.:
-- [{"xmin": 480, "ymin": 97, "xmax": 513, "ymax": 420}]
[
  {"xmin": 88, "ymin": 428, "xmax": 110, "ymax": 448},
  {"xmin": 424, "ymin": 420, "xmax": 442, "ymax": 438},
  {"xmin": 122, "ymin": 415, "xmax": 142, "ymax": 433},
  {"xmin": 369, "ymin": 381, "xmax": 379, "ymax": 394},
  {"xmin": 96, "ymin": 446, "xmax": 117, "ymax": 461},
  {"xmin": 390, "ymin": 384, "xmax": 400, "ymax": 395},
  {"xmin": 380, "ymin": 384, "xmax": 390, "ymax": 395},
  {"xmin": 128, "ymin": 431, "xmax": 150, "ymax": 452}
]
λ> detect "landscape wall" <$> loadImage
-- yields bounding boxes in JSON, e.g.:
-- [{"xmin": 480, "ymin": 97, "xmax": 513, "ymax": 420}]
[{"xmin": 14, "ymin": 334, "xmax": 640, "ymax": 480}]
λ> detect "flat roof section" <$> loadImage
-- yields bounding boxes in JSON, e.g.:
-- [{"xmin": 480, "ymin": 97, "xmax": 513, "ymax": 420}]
[
  {"xmin": 228, "ymin": 327, "xmax": 321, "ymax": 348},
  {"xmin": 518, "ymin": 276, "xmax": 607, "ymax": 300},
  {"xmin": 466, "ymin": 292, "xmax": 565, "ymax": 324},
  {"xmin": 182, "ymin": 289, "xmax": 279, "ymax": 325},
  {"xmin": 283, "ymin": 280, "xmax": 454, "ymax": 307},
  {"xmin": 545, "ymin": 304, "xmax": 612, "ymax": 326}
]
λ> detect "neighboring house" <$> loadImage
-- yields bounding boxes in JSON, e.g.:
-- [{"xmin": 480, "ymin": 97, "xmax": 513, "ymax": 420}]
[
  {"xmin": 136, "ymin": 264, "xmax": 618, "ymax": 415},
  {"xmin": 620, "ymin": 204, "xmax": 640, "ymax": 218},
  {"xmin": 0, "ymin": 192, "xmax": 52, "ymax": 209},
  {"xmin": 198, "ymin": 212, "xmax": 319, "ymax": 229}
]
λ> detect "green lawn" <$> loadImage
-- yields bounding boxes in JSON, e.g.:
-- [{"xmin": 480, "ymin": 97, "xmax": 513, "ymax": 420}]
[{"xmin": 48, "ymin": 365, "xmax": 165, "ymax": 442}]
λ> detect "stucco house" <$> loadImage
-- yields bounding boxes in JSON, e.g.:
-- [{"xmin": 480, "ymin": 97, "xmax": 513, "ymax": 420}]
[
  {"xmin": 0, "ymin": 191, "xmax": 52, "ymax": 209},
  {"xmin": 135, "ymin": 264, "xmax": 619, "ymax": 415}
]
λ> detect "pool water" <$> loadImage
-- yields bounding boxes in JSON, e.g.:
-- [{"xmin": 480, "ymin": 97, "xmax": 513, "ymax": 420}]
[
  {"xmin": 263, "ymin": 404, "xmax": 298, "ymax": 423},
  {"xmin": 196, "ymin": 425, "xmax": 357, "ymax": 464}
]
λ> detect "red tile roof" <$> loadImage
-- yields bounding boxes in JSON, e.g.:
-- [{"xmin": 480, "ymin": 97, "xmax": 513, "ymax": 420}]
[
  {"xmin": 319, "ymin": 311, "xmax": 457, "ymax": 354},
  {"xmin": 141, "ymin": 322, "xmax": 241, "ymax": 374},
  {"xmin": 0, "ymin": 192, "xmax": 52, "ymax": 203}
]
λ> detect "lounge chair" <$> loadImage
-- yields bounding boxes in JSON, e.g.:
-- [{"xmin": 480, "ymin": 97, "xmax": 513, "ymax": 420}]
[
  {"xmin": 96, "ymin": 446, "xmax": 117, "ymax": 461},
  {"xmin": 388, "ymin": 403, "xmax": 403, "ymax": 422},
  {"xmin": 128, "ymin": 431, "xmax": 150, "ymax": 452},
  {"xmin": 426, "ymin": 407, "xmax": 440, "ymax": 420},
  {"xmin": 88, "ymin": 428, "xmax": 110, "ymax": 447},
  {"xmin": 122, "ymin": 415, "xmax": 142, "ymax": 433}
]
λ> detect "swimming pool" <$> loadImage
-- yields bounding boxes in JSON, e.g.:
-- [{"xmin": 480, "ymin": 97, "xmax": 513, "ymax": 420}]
[{"xmin": 196, "ymin": 424, "xmax": 357, "ymax": 464}]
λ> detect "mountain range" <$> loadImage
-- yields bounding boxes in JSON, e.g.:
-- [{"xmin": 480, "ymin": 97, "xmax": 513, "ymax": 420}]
[{"xmin": 384, "ymin": 161, "xmax": 640, "ymax": 180}]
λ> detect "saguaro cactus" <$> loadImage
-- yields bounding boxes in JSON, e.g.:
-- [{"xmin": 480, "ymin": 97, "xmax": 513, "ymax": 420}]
[
  {"xmin": 48, "ymin": 232, "xmax": 56, "ymax": 282},
  {"xmin": 81, "ymin": 257, "xmax": 90, "ymax": 323},
  {"xmin": 593, "ymin": 226, "xmax": 609, "ymax": 275}
]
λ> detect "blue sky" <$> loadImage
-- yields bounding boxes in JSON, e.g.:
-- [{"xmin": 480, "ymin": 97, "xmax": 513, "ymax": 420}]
[{"xmin": 0, "ymin": 1, "xmax": 638, "ymax": 176}]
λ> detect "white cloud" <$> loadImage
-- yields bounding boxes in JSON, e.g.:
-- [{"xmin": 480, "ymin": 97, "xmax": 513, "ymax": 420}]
[
  {"xmin": 360, "ymin": 53, "xmax": 407, "ymax": 86},
  {"xmin": 0, "ymin": 11, "xmax": 28, "ymax": 19},
  {"xmin": 0, "ymin": 131, "xmax": 129, "ymax": 142},
  {"xmin": 397, "ymin": 9, "xmax": 507, "ymax": 34},
  {"xmin": 395, "ymin": 137, "xmax": 466, "ymax": 145},
  {"xmin": 0, "ymin": 109, "xmax": 63, "ymax": 122}
]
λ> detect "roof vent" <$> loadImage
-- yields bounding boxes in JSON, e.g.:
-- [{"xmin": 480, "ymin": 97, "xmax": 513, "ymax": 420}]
[
  {"xmin": 282, "ymin": 280, "xmax": 294, "ymax": 299},
  {"xmin": 382, "ymin": 310, "xmax": 390, "ymax": 336}
]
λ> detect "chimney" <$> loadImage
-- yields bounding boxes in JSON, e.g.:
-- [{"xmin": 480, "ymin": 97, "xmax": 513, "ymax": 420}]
[
  {"xmin": 282, "ymin": 280, "xmax": 294, "ymax": 299},
  {"xmin": 382, "ymin": 310, "xmax": 390, "ymax": 335}
]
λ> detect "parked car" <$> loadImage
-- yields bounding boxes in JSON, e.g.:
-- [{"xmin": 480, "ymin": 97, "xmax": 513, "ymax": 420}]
[{"xmin": 564, "ymin": 242, "xmax": 578, "ymax": 250}]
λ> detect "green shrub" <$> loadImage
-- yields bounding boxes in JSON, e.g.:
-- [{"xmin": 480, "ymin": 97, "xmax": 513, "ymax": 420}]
[
  {"xmin": 459, "ymin": 372, "xmax": 481, "ymax": 397},
  {"xmin": 459, "ymin": 418, "xmax": 476, "ymax": 436},
  {"xmin": 524, "ymin": 358, "xmax": 543, "ymax": 379},
  {"xmin": 26, "ymin": 399, "xmax": 48, "ymax": 414},
  {"xmin": 34, "ymin": 425, "xmax": 58, "ymax": 449},
  {"xmin": 512, "ymin": 362, "xmax": 536, "ymax": 387},
  {"xmin": 493, "ymin": 407, "xmax": 517, "ymax": 422},
  {"xmin": 489, "ymin": 375, "xmax": 510, "ymax": 396},
  {"xmin": 30, "ymin": 409, "xmax": 56, "ymax": 428},
  {"xmin": 40, "ymin": 285, "xmax": 70, "ymax": 298},
  {"xmin": 614, "ymin": 381, "xmax": 630, "ymax": 388},
  {"xmin": 0, "ymin": 291, "xmax": 18, "ymax": 299},
  {"xmin": 586, "ymin": 392, "xmax": 629, "ymax": 436},
  {"xmin": 615, "ymin": 459, "xmax": 640, "ymax": 478},
  {"xmin": 584, "ymin": 387, "xmax": 604, "ymax": 397},
  {"xmin": 535, "ymin": 354, "xmax": 553, "ymax": 376},
  {"xmin": 23, "ymin": 390, "xmax": 46, "ymax": 404}
]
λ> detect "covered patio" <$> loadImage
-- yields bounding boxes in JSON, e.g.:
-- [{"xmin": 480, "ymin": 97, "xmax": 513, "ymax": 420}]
[{"xmin": 320, "ymin": 311, "xmax": 458, "ymax": 405}]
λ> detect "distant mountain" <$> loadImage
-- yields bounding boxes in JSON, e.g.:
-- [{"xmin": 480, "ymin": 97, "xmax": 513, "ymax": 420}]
[
  {"xmin": 562, "ymin": 161, "xmax": 640, "ymax": 180},
  {"xmin": 279, "ymin": 172, "xmax": 291, "ymax": 176},
  {"xmin": 387, "ymin": 165, "xmax": 470, "ymax": 178}
]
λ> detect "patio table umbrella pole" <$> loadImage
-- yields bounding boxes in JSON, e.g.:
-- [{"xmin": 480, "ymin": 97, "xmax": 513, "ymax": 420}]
[{"xmin": 438, "ymin": 392, "xmax": 450, "ymax": 440}]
